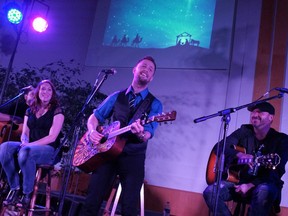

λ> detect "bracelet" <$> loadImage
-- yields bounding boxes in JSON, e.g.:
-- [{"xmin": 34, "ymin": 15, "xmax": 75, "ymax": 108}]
[
  {"xmin": 139, "ymin": 132, "xmax": 145, "ymax": 140},
  {"xmin": 21, "ymin": 136, "xmax": 28, "ymax": 143}
]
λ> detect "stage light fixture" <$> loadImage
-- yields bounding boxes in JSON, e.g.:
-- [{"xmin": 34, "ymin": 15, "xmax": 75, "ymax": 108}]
[
  {"xmin": 5, "ymin": 2, "xmax": 23, "ymax": 24},
  {"xmin": 32, "ymin": 17, "xmax": 48, "ymax": 32}
]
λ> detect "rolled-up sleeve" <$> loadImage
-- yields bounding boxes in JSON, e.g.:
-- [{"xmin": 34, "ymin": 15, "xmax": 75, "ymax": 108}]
[
  {"xmin": 94, "ymin": 91, "xmax": 119, "ymax": 124},
  {"xmin": 144, "ymin": 98, "xmax": 163, "ymax": 138}
]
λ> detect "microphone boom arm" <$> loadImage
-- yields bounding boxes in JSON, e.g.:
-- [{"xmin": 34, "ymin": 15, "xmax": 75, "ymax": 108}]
[
  {"xmin": 194, "ymin": 93, "xmax": 283, "ymax": 123},
  {"xmin": 0, "ymin": 91, "xmax": 25, "ymax": 109},
  {"xmin": 83, "ymin": 73, "xmax": 109, "ymax": 112}
]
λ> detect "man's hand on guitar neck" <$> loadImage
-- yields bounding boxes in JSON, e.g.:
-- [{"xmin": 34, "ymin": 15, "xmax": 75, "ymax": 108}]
[
  {"xmin": 131, "ymin": 119, "xmax": 150, "ymax": 142},
  {"xmin": 236, "ymin": 152, "xmax": 254, "ymax": 169},
  {"xmin": 236, "ymin": 152, "xmax": 254, "ymax": 160},
  {"xmin": 130, "ymin": 119, "xmax": 144, "ymax": 134},
  {"xmin": 235, "ymin": 183, "xmax": 255, "ymax": 195}
]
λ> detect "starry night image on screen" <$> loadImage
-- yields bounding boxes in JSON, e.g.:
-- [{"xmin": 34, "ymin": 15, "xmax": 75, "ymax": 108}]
[{"xmin": 103, "ymin": 0, "xmax": 216, "ymax": 49}]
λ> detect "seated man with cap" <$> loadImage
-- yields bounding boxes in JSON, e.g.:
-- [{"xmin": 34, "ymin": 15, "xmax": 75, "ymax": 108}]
[{"xmin": 203, "ymin": 102, "xmax": 288, "ymax": 216}]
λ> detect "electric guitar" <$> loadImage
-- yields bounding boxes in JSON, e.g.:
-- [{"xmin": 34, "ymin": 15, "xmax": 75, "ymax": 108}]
[
  {"xmin": 73, "ymin": 111, "xmax": 177, "ymax": 173},
  {"xmin": 0, "ymin": 121, "xmax": 23, "ymax": 144},
  {"xmin": 206, "ymin": 145, "xmax": 281, "ymax": 185}
]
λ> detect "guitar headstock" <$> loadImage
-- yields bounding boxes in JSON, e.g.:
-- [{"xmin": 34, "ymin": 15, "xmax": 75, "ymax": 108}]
[
  {"xmin": 144, "ymin": 110, "xmax": 177, "ymax": 124},
  {"xmin": 256, "ymin": 153, "xmax": 281, "ymax": 169}
]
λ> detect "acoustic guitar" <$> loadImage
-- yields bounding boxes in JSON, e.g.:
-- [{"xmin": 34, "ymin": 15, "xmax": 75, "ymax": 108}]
[
  {"xmin": 73, "ymin": 111, "xmax": 177, "ymax": 173},
  {"xmin": 0, "ymin": 121, "xmax": 23, "ymax": 144},
  {"xmin": 206, "ymin": 145, "xmax": 281, "ymax": 185}
]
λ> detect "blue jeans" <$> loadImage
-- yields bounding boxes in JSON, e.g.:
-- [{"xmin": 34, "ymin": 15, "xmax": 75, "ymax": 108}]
[
  {"xmin": 0, "ymin": 141, "xmax": 55, "ymax": 194},
  {"xmin": 203, "ymin": 180, "xmax": 279, "ymax": 216}
]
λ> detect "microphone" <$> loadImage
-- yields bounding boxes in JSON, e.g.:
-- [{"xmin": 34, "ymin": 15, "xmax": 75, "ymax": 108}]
[
  {"xmin": 101, "ymin": 68, "xmax": 117, "ymax": 75},
  {"xmin": 275, "ymin": 87, "xmax": 288, "ymax": 94},
  {"xmin": 93, "ymin": 69, "xmax": 117, "ymax": 87},
  {"xmin": 20, "ymin": 85, "xmax": 33, "ymax": 92}
]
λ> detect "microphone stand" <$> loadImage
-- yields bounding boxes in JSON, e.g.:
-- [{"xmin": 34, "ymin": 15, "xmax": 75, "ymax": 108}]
[
  {"xmin": 55, "ymin": 72, "xmax": 110, "ymax": 216},
  {"xmin": 0, "ymin": 91, "xmax": 25, "ymax": 109},
  {"xmin": 0, "ymin": 91, "xmax": 25, "ymax": 134},
  {"xmin": 194, "ymin": 93, "xmax": 283, "ymax": 216},
  {"xmin": 0, "ymin": 91, "xmax": 25, "ymax": 178}
]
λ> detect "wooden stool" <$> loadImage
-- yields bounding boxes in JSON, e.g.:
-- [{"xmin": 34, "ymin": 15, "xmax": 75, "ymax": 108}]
[
  {"xmin": 27, "ymin": 164, "xmax": 54, "ymax": 216},
  {"xmin": 103, "ymin": 177, "xmax": 145, "ymax": 216}
]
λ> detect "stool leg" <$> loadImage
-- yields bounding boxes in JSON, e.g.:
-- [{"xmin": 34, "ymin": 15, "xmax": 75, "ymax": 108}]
[
  {"xmin": 140, "ymin": 183, "xmax": 144, "ymax": 216},
  {"xmin": 45, "ymin": 170, "xmax": 51, "ymax": 216},
  {"xmin": 28, "ymin": 168, "xmax": 42, "ymax": 216},
  {"xmin": 111, "ymin": 184, "xmax": 122, "ymax": 216}
]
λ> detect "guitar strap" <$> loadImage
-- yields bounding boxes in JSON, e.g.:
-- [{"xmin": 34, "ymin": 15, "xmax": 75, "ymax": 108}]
[{"xmin": 129, "ymin": 92, "xmax": 155, "ymax": 123}]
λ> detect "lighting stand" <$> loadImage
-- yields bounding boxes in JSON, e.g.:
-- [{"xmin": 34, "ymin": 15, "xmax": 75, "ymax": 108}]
[{"xmin": 0, "ymin": 1, "xmax": 30, "ymax": 104}]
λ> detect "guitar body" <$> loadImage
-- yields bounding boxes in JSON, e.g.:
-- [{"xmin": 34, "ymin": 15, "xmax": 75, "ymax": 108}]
[
  {"xmin": 73, "ymin": 111, "xmax": 177, "ymax": 173},
  {"xmin": 206, "ymin": 146, "xmax": 246, "ymax": 185},
  {"xmin": 206, "ymin": 149, "xmax": 218, "ymax": 185},
  {"xmin": 0, "ymin": 122, "xmax": 23, "ymax": 144},
  {"xmin": 76, "ymin": 137, "xmax": 126, "ymax": 173},
  {"xmin": 206, "ymin": 145, "xmax": 280, "ymax": 185},
  {"xmin": 73, "ymin": 121, "xmax": 126, "ymax": 173}
]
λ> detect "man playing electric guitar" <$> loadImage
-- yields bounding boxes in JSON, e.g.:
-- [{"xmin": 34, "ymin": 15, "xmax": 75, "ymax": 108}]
[
  {"xmin": 80, "ymin": 56, "xmax": 163, "ymax": 216},
  {"xmin": 203, "ymin": 102, "xmax": 288, "ymax": 216}
]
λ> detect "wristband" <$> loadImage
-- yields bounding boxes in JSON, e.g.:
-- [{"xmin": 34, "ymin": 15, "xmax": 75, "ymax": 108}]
[{"xmin": 139, "ymin": 132, "xmax": 145, "ymax": 140}]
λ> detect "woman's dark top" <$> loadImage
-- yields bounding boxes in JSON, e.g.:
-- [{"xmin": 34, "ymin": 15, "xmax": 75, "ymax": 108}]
[{"xmin": 25, "ymin": 106, "xmax": 63, "ymax": 149}]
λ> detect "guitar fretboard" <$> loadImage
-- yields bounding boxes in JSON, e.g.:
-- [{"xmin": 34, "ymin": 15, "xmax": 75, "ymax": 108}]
[{"xmin": 108, "ymin": 125, "xmax": 132, "ymax": 139}]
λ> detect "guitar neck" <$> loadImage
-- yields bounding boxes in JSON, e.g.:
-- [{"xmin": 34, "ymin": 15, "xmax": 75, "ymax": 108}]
[
  {"xmin": 106, "ymin": 118, "xmax": 149, "ymax": 139},
  {"xmin": 108, "ymin": 125, "xmax": 132, "ymax": 139},
  {"xmin": 105, "ymin": 110, "xmax": 177, "ymax": 139}
]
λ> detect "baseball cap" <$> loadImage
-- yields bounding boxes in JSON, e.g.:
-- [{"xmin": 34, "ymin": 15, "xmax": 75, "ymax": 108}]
[{"xmin": 247, "ymin": 102, "xmax": 275, "ymax": 115}]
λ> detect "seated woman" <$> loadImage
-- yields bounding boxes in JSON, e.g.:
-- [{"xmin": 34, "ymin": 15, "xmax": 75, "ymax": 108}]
[{"xmin": 0, "ymin": 80, "xmax": 64, "ymax": 208}]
